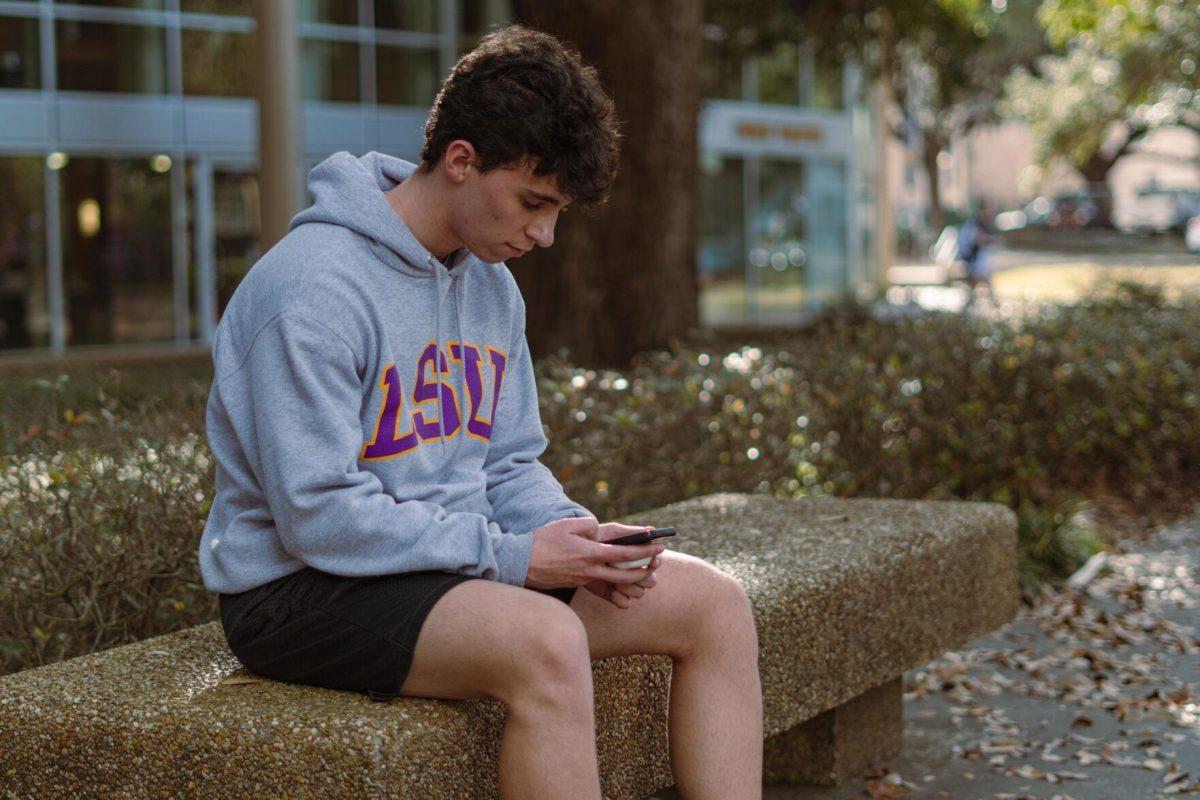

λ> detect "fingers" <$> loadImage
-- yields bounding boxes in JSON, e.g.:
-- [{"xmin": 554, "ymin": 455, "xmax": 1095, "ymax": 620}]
[
  {"xmin": 594, "ymin": 563, "xmax": 658, "ymax": 584},
  {"xmin": 608, "ymin": 542, "xmax": 664, "ymax": 562},
  {"xmin": 547, "ymin": 516, "xmax": 599, "ymax": 538},
  {"xmin": 596, "ymin": 564, "xmax": 657, "ymax": 608},
  {"xmin": 594, "ymin": 522, "xmax": 652, "ymax": 542}
]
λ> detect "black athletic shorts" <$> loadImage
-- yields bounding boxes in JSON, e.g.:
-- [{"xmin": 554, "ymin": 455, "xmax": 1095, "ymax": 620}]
[{"xmin": 218, "ymin": 567, "xmax": 577, "ymax": 703}]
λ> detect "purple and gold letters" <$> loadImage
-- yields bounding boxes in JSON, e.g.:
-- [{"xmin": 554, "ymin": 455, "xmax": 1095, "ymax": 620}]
[{"xmin": 360, "ymin": 340, "xmax": 508, "ymax": 461}]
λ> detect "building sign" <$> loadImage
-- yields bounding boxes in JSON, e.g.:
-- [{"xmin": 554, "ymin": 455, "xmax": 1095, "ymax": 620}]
[
  {"xmin": 735, "ymin": 122, "xmax": 823, "ymax": 144},
  {"xmin": 701, "ymin": 100, "xmax": 851, "ymax": 159}
]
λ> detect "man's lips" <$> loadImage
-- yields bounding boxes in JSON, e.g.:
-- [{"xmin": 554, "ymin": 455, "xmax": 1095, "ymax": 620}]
[{"xmin": 507, "ymin": 244, "xmax": 531, "ymax": 256}]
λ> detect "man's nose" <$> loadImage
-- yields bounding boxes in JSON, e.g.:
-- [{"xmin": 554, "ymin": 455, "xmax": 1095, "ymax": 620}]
[{"xmin": 527, "ymin": 212, "xmax": 557, "ymax": 248}]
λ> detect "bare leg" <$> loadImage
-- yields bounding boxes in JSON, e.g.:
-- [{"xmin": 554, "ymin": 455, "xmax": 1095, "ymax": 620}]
[
  {"xmin": 571, "ymin": 552, "xmax": 764, "ymax": 800},
  {"xmin": 497, "ymin": 663, "xmax": 602, "ymax": 799},
  {"xmin": 400, "ymin": 579, "xmax": 603, "ymax": 800},
  {"xmin": 667, "ymin": 595, "xmax": 763, "ymax": 799}
]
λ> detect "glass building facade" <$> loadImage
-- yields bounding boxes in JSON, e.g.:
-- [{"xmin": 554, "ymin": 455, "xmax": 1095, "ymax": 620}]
[
  {"xmin": 0, "ymin": 0, "xmax": 872, "ymax": 354},
  {"xmin": 0, "ymin": 0, "xmax": 507, "ymax": 354},
  {"xmin": 696, "ymin": 37, "xmax": 873, "ymax": 327}
]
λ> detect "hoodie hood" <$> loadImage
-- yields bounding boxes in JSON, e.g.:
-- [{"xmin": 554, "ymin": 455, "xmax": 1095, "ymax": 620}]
[
  {"xmin": 291, "ymin": 150, "xmax": 479, "ymax": 459},
  {"xmin": 290, "ymin": 150, "xmax": 478, "ymax": 278}
]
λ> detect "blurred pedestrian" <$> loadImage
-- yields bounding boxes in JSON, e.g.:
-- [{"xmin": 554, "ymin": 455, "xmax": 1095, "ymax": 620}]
[{"xmin": 960, "ymin": 200, "xmax": 998, "ymax": 312}]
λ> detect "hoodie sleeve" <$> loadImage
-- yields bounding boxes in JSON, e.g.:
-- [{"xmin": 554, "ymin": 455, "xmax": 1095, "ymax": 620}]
[
  {"xmin": 221, "ymin": 311, "xmax": 534, "ymax": 586},
  {"xmin": 482, "ymin": 300, "xmax": 596, "ymax": 535}
]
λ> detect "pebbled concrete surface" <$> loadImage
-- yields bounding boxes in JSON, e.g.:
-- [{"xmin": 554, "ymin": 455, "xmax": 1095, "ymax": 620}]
[{"xmin": 0, "ymin": 494, "xmax": 1019, "ymax": 800}]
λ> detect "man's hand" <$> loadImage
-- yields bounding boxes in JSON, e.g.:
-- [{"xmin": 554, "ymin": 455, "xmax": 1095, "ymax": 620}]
[
  {"xmin": 579, "ymin": 522, "xmax": 663, "ymax": 609},
  {"xmin": 525, "ymin": 518, "xmax": 662, "ymax": 606}
]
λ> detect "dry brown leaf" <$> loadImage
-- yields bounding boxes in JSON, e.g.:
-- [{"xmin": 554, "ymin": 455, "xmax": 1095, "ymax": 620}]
[{"xmin": 219, "ymin": 675, "xmax": 264, "ymax": 686}]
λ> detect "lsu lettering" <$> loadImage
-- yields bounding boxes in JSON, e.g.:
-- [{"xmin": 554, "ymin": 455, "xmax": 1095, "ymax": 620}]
[{"xmin": 360, "ymin": 340, "xmax": 508, "ymax": 461}]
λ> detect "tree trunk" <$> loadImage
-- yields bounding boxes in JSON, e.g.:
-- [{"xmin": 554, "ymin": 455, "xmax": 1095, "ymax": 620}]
[
  {"xmin": 509, "ymin": 0, "xmax": 701, "ymax": 367},
  {"xmin": 921, "ymin": 129, "xmax": 946, "ymax": 236},
  {"xmin": 1079, "ymin": 155, "xmax": 1123, "ymax": 228},
  {"xmin": 1078, "ymin": 125, "xmax": 1148, "ymax": 228}
]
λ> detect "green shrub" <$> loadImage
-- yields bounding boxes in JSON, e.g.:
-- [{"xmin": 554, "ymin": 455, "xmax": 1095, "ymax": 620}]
[
  {"xmin": 0, "ymin": 436, "xmax": 215, "ymax": 674},
  {"xmin": 2, "ymin": 284, "xmax": 1198, "ymax": 675},
  {"xmin": 0, "ymin": 360, "xmax": 209, "ymax": 456}
]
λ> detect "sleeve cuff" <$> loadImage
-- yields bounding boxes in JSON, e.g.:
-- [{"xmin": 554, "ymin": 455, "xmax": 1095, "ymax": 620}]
[
  {"xmin": 490, "ymin": 530, "xmax": 534, "ymax": 587},
  {"xmin": 528, "ymin": 503, "xmax": 595, "ymax": 532}
]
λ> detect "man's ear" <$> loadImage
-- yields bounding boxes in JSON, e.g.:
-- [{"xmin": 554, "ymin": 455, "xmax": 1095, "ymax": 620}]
[{"xmin": 442, "ymin": 140, "xmax": 477, "ymax": 185}]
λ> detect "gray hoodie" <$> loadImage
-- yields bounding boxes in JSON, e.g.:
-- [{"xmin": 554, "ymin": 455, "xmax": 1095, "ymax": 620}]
[{"xmin": 198, "ymin": 151, "xmax": 592, "ymax": 595}]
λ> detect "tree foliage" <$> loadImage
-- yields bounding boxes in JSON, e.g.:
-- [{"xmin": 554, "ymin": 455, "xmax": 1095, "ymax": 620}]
[{"xmin": 1004, "ymin": 0, "xmax": 1200, "ymax": 221}]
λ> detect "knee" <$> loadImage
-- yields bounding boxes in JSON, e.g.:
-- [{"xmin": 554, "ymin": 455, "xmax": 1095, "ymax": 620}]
[
  {"xmin": 692, "ymin": 569, "xmax": 758, "ymax": 658},
  {"xmin": 498, "ymin": 605, "xmax": 592, "ymax": 709}
]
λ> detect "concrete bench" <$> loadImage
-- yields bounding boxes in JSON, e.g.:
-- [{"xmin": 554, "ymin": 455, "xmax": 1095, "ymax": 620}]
[{"xmin": 0, "ymin": 493, "xmax": 1018, "ymax": 799}]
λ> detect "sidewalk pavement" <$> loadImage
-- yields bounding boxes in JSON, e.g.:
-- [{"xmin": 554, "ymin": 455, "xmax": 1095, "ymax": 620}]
[{"xmin": 657, "ymin": 509, "xmax": 1200, "ymax": 800}]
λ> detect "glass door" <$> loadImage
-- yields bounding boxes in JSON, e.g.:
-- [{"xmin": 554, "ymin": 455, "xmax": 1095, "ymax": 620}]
[
  {"xmin": 753, "ymin": 158, "xmax": 808, "ymax": 323},
  {"xmin": 807, "ymin": 159, "xmax": 849, "ymax": 306}
]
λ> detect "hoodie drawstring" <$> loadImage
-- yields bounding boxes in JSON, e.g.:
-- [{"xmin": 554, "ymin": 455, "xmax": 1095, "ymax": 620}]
[
  {"xmin": 432, "ymin": 255, "xmax": 446, "ymax": 459},
  {"xmin": 431, "ymin": 253, "xmax": 469, "ymax": 464},
  {"xmin": 455, "ymin": 278, "xmax": 467, "ymax": 451}
]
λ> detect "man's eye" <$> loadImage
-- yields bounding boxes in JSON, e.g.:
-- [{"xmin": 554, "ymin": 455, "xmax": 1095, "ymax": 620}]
[{"xmin": 522, "ymin": 200, "xmax": 542, "ymax": 210}]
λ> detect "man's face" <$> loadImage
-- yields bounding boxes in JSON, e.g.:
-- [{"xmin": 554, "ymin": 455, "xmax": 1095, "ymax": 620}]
[{"xmin": 451, "ymin": 158, "xmax": 572, "ymax": 264}]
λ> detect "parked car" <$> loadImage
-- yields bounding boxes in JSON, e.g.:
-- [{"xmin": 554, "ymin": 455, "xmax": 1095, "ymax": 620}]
[
  {"xmin": 1186, "ymin": 216, "xmax": 1200, "ymax": 253},
  {"xmin": 1114, "ymin": 187, "xmax": 1200, "ymax": 234},
  {"xmin": 1022, "ymin": 193, "xmax": 1098, "ymax": 229}
]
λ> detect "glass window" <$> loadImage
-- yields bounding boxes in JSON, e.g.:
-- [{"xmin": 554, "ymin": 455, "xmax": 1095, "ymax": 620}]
[
  {"xmin": 806, "ymin": 159, "xmax": 848, "ymax": 305},
  {"xmin": 56, "ymin": 20, "xmax": 166, "ymax": 94},
  {"xmin": 376, "ymin": 45, "xmax": 440, "ymax": 107},
  {"xmin": 212, "ymin": 169, "xmax": 260, "ymax": 319},
  {"xmin": 186, "ymin": 164, "xmax": 260, "ymax": 335},
  {"xmin": 375, "ymin": 0, "xmax": 437, "ymax": 32},
  {"xmin": 301, "ymin": 38, "xmax": 359, "ymax": 102},
  {"xmin": 0, "ymin": 158, "xmax": 48, "ymax": 350},
  {"xmin": 0, "ymin": 16, "xmax": 39, "ymax": 90},
  {"xmin": 182, "ymin": 28, "xmax": 253, "ymax": 97},
  {"xmin": 61, "ymin": 157, "xmax": 174, "ymax": 346},
  {"xmin": 180, "ymin": 0, "xmax": 251, "ymax": 15},
  {"xmin": 754, "ymin": 159, "xmax": 807, "ymax": 320},
  {"xmin": 698, "ymin": 153, "xmax": 746, "ymax": 327},
  {"xmin": 298, "ymin": 0, "xmax": 356, "ymax": 25},
  {"xmin": 756, "ymin": 42, "xmax": 799, "ymax": 106}
]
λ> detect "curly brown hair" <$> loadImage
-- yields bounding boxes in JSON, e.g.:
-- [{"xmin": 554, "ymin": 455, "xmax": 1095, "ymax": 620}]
[{"xmin": 418, "ymin": 25, "xmax": 621, "ymax": 207}]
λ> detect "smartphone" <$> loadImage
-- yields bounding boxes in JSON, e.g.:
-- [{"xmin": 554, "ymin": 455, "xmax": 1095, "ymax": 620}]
[{"xmin": 602, "ymin": 527, "xmax": 676, "ymax": 546}]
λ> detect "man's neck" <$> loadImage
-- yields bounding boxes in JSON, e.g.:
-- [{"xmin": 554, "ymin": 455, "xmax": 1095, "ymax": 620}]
[{"xmin": 384, "ymin": 172, "xmax": 461, "ymax": 261}]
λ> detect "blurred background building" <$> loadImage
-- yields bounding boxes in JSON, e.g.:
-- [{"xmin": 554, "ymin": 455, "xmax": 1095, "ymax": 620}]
[
  {"xmin": 0, "ymin": 0, "xmax": 504, "ymax": 354},
  {"xmin": 0, "ymin": 0, "xmax": 880, "ymax": 356},
  {"xmin": 696, "ymin": 31, "xmax": 882, "ymax": 328}
]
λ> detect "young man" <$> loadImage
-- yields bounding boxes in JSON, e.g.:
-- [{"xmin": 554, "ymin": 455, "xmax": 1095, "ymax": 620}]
[{"xmin": 199, "ymin": 25, "xmax": 762, "ymax": 800}]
